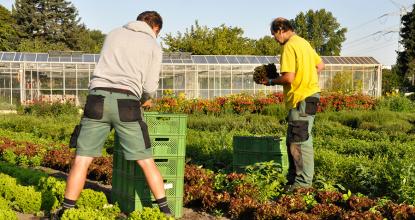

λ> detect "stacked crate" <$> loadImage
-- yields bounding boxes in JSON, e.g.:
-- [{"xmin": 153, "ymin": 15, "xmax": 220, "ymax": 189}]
[
  {"xmin": 233, "ymin": 136, "xmax": 288, "ymax": 173},
  {"xmin": 112, "ymin": 112, "xmax": 187, "ymax": 218}
]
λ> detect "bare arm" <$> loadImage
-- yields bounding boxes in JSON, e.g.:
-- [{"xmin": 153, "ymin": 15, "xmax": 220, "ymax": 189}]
[
  {"xmin": 316, "ymin": 61, "xmax": 325, "ymax": 73},
  {"xmin": 271, "ymin": 72, "xmax": 295, "ymax": 85}
]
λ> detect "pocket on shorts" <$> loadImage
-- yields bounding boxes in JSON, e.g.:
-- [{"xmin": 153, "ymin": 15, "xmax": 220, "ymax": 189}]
[
  {"xmin": 117, "ymin": 99, "xmax": 140, "ymax": 122},
  {"xmin": 305, "ymin": 96, "xmax": 319, "ymax": 115},
  {"xmin": 288, "ymin": 120, "xmax": 309, "ymax": 143},
  {"xmin": 69, "ymin": 124, "xmax": 82, "ymax": 148},
  {"xmin": 138, "ymin": 120, "xmax": 151, "ymax": 149},
  {"xmin": 84, "ymin": 95, "xmax": 105, "ymax": 119}
]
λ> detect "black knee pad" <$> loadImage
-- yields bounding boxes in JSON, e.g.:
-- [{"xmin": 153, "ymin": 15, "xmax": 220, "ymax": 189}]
[{"xmin": 288, "ymin": 120, "xmax": 309, "ymax": 143}]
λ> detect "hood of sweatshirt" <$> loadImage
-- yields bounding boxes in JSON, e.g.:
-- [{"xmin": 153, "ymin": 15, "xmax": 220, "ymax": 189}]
[{"xmin": 123, "ymin": 21, "xmax": 156, "ymax": 39}]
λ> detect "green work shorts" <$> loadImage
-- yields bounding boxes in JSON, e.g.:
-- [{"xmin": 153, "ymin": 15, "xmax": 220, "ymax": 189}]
[{"xmin": 73, "ymin": 89, "xmax": 152, "ymax": 160}]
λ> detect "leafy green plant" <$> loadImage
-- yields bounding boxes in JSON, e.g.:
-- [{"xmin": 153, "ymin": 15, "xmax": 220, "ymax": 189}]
[
  {"xmin": 0, "ymin": 209, "xmax": 18, "ymax": 220},
  {"xmin": 128, "ymin": 207, "xmax": 174, "ymax": 220},
  {"xmin": 61, "ymin": 207, "xmax": 112, "ymax": 220},
  {"xmin": 244, "ymin": 161, "xmax": 287, "ymax": 201},
  {"xmin": 303, "ymin": 192, "xmax": 318, "ymax": 209},
  {"xmin": 76, "ymin": 189, "xmax": 108, "ymax": 210},
  {"xmin": 1, "ymin": 150, "xmax": 16, "ymax": 165}
]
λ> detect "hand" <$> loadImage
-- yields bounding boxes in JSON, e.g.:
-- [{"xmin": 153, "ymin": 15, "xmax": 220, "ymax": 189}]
[
  {"xmin": 260, "ymin": 77, "xmax": 269, "ymax": 85},
  {"xmin": 142, "ymin": 100, "xmax": 153, "ymax": 108}
]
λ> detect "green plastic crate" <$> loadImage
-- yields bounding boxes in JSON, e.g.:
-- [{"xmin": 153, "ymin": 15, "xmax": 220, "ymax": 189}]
[
  {"xmin": 112, "ymin": 194, "xmax": 183, "ymax": 218},
  {"xmin": 112, "ymin": 177, "xmax": 184, "ymax": 200},
  {"xmin": 143, "ymin": 112, "xmax": 187, "ymax": 136},
  {"xmin": 150, "ymin": 135, "xmax": 186, "ymax": 157},
  {"xmin": 113, "ymin": 134, "xmax": 186, "ymax": 157},
  {"xmin": 233, "ymin": 136, "xmax": 286, "ymax": 153},
  {"xmin": 114, "ymin": 155, "xmax": 185, "ymax": 179},
  {"xmin": 233, "ymin": 136, "xmax": 289, "ymax": 173},
  {"xmin": 233, "ymin": 151, "xmax": 289, "ymax": 173}
]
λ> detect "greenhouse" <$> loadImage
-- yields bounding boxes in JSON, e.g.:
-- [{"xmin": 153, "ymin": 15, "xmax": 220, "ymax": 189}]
[{"xmin": 0, "ymin": 51, "xmax": 382, "ymax": 106}]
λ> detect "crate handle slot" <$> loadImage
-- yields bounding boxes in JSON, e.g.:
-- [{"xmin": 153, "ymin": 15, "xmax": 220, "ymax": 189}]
[
  {"xmin": 154, "ymin": 137, "xmax": 170, "ymax": 142},
  {"xmin": 156, "ymin": 117, "xmax": 171, "ymax": 121},
  {"xmin": 155, "ymin": 159, "xmax": 169, "ymax": 163}
]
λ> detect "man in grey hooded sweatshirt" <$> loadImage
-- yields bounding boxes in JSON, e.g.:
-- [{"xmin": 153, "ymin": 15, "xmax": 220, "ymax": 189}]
[{"xmin": 55, "ymin": 11, "xmax": 171, "ymax": 217}]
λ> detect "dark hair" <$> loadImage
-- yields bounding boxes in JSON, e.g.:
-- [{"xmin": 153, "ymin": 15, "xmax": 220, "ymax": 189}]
[
  {"xmin": 137, "ymin": 11, "xmax": 163, "ymax": 30},
  {"xmin": 270, "ymin": 17, "xmax": 294, "ymax": 33}
]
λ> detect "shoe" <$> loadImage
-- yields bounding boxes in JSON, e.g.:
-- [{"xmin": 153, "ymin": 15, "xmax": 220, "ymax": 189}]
[{"xmin": 50, "ymin": 207, "xmax": 66, "ymax": 220}]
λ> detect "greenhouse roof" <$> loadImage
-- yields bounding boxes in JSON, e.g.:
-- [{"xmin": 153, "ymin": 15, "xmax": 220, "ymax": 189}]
[{"xmin": 0, "ymin": 51, "xmax": 380, "ymax": 65}]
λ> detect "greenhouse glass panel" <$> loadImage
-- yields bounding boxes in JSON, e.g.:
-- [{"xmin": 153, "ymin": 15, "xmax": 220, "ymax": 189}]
[
  {"xmin": 72, "ymin": 57, "xmax": 82, "ymax": 62},
  {"xmin": 227, "ymin": 56, "xmax": 239, "ymax": 64},
  {"xmin": 232, "ymin": 66, "xmax": 243, "ymax": 89},
  {"xmin": 52, "ymin": 71, "xmax": 64, "ymax": 89},
  {"xmin": 22, "ymin": 54, "xmax": 36, "ymax": 61},
  {"xmin": 39, "ymin": 71, "xmax": 51, "ymax": 90},
  {"xmin": 257, "ymin": 56, "xmax": 268, "ymax": 63},
  {"xmin": 221, "ymin": 66, "xmax": 231, "ymax": 90},
  {"xmin": 77, "ymin": 71, "xmax": 90, "ymax": 89},
  {"xmin": 266, "ymin": 57, "xmax": 277, "ymax": 63},
  {"xmin": 198, "ymin": 65, "xmax": 209, "ymax": 89},
  {"xmin": 174, "ymin": 71, "xmax": 185, "ymax": 90},
  {"xmin": 206, "ymin": 56, "xmax": 217, "ymax": 64},
  {"xmin": 171, "ymin": 59, "xmax": 182, "ymax": 63},
  {"xmin": 37, "ymin": 54, "xmax": 48, "ymax": 62},
  {"xmin": 12, "ymin": 89, "xmax": 20, "ymax": 105},
  {"xmin": 48, "ymin": 57, "xmax": 59, "ymax": 62},
  {"xmin": 65, "ymin": 71, "xmax": 77, "ymax": 89},
  {"xmin": 2, "ymin": 53, "xmax": 15, "ymax": 61},
  {"xmin": 83, "ymin": 55, "xmax": 95, "ymax": 62},
  {"xmin": 193, "ymin": 56, "xmax": 207, "ymax": 63},
  {"xmin": 14, "ymin": 53, "xmax": 22, "ymax": 61},
  {"xmin": 236, "ymin": 56, "xmax": 249, "ymax": 64},
  {"xmin": 246, "ymin": 56, "xmax": 259, "ymax": 64},
  {"xmin": 60, "ymin": 57, "xmax": 71, "ymax": 62},
  {"xmin": 216, "ymin": 56, "xmax": 228, "ymax": 63}
]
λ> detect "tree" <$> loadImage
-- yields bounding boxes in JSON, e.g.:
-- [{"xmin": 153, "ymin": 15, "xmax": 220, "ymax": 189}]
[
  {"xmin": 396, "ymin": 3, "xmax": 415, "ymax": 91},
  {"xmin": 12, "ymin": 0, "xmax": 81, "ymax": 49},
  {"xmin": 292, "ymin": 9, "xmax": 347, "ymax": 56},
  {"xmin": 0, "ymin": 5, "xmax": 20, "ymax": 51},
  {"xmin": 74, "ymin": 27, "xmax": 105, "ymax": 53},
  {"xmin": 163, "ymin": 21, "xmax": 259, "ymax": 55},
  {"xmin": 382, "ymin": 66, "xmax": 404, "ymax": 94},
  {"xmin": 253, "ymin": 36, "xmax": 281, "ymax": 55}
]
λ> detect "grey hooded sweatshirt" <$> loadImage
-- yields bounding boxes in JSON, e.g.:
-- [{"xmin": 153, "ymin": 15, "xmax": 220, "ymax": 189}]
[{"xmin": 89, "ymin": 21, "xmax": 162, "ymax": 100}]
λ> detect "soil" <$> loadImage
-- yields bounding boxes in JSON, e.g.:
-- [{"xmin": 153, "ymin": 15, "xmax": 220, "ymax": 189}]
[{"xmin": 14, "ymin": 167, "xmax": 229, "ymax": 220}]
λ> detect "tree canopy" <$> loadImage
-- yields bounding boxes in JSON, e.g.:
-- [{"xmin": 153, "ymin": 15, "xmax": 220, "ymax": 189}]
[
  {"xmin": 0, "ymin": 5, "xmax": 20, "ymax": 51},
  {"xmin": 396, "ymin": 3, "xmax": 415, "ymax": 91},
  {"xmin": 10, "ymin": 0, "xmax": 104, "ymax": 53},
  {"xmin": 162, "ymin": 21, "xmax": 259, "ymax": 55},
  {"xmin": 291, "ymin": 9, "xmax": 347, "ymax": 56}
]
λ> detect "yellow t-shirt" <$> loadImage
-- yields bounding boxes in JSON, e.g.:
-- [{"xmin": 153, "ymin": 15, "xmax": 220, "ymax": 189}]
[{"xmin": 280, "ymin": 35, "xmax": 321, "ymax": 109}]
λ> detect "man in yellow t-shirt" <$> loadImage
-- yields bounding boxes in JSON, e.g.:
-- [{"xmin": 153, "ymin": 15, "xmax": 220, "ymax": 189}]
[{"xmin": 261, "ymin": 17, "xmax": 325, "ymax": 189}]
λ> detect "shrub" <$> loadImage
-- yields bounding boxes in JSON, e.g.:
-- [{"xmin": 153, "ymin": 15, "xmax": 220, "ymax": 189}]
[
  {"xmin": 18, "ymin": 100, "xmax": 80, "ymax": 117},
  {"xmin": 376, "ymin": 95, "xmax": 414, "ymax": 112}
]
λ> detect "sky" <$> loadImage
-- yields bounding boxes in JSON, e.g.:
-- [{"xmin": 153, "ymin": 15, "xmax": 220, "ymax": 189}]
[{"xmin": 1, "ymin": 0, "xmax": 414, "ymax": 66}]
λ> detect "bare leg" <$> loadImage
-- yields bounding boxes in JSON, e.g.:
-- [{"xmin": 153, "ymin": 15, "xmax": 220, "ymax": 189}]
[
  {"xmin": 137, "ymin": 158, "xmax": 165, "ymax": 199},
  {"xmin": 64, "ymin": 156, "xmax": 94, "ymax": 200}
]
